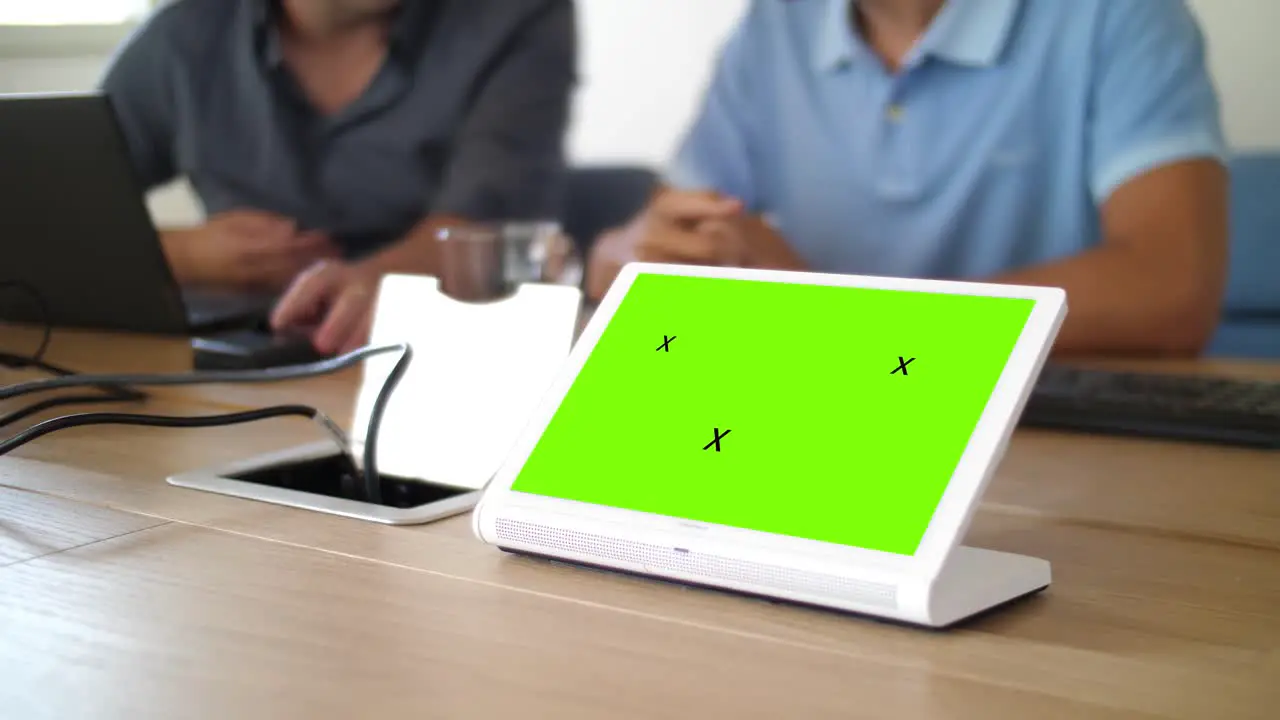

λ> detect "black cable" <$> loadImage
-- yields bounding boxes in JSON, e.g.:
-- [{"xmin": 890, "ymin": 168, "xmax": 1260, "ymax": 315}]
[
  {"xmin": 0, "ymin": 351, "xmax": 149, "ymax": 429},
  {"xmin": 0, "ymin": 343, "xmax": 411, "ymax": 504},
  {"xmin": 0, "ymin": 394, "xmax": 142, "ymax": 429},
  {"xmin": 0, "ymin": 280, "xmax": 52, "ymax": 363},
  {"xmin": 2, "ymin": 281, "xmax": 410, "ymax": 504},
  {"xmin": 0, "ymin": 351, "xmax": 128, "ymax": 382},
  {"xmin": 1, "ymin": 283, "xmax": 149, "ymax": 425},
  {"xmin": 358, "ymin": 344, "xmax": 412, "ymax": 504},
  {"xmin": 0, "ymin": 405, "xmax": 341, "ymax": 458},
  {"xmin": 0, "ymin": 351, "xmax": 146, "ymax": 394},
  {"xmin": 0, "ymin": 344, "xmax": 405, "ymax": 401}
]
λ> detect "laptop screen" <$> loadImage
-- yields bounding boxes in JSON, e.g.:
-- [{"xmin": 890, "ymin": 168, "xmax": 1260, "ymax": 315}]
[{"xmin": 510, "ymin": 272, "xmax": 1035, "ymax": 556}]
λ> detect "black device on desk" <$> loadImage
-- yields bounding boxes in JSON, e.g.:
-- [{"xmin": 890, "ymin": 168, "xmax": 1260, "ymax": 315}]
[
  {"xmin": 1020, "ymin": 364, "xmax": 1280, "ymax": 448},
  {"xmin": 0, "ymin": 91, "xmax": 315, "ymax": 367},
  {"xmin": 191, "ymin": 329, "xmax": 325, "ymax": 370}
]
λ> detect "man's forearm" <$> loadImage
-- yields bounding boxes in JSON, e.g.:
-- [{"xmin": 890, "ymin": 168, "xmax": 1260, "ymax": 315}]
[
  {"xmin": 741, "ymin": 213, "xmax": 1217, "ymax": 357},
  {"xmin": 989, "ymin": 244, "xmax": 1221, "ymax": 357}
]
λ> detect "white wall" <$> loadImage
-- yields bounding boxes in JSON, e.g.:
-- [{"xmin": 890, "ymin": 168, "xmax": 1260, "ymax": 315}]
[
  {"xmin": 568, "ymin": 0, "xmax": 746, "ymax": 164},
  {"xmin": 0, "ymin": 0, "xmax": 1275, "ymax": 225},
  {"xmin": 0, "ymin": 56, "xmax": 102, "ymax": 92},
  {"xmin": 1187, "ymin": 0, "xmax": 1280, "ymax": 152}
]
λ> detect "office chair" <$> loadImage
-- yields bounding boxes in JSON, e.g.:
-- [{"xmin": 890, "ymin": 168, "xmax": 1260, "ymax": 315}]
[
  {"xmin": 560, "ymin": 166, "xmax": 659, "ymax": 262},
  {"xmin": 1209, "ymin": 152, "xmax": 1280, "ymax": 358}
]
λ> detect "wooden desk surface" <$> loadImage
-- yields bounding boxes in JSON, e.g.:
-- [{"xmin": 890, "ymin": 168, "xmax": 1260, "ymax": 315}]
[{"xmin": 1, "ymin": 328, "xmax": 1278, "ymax": 719}]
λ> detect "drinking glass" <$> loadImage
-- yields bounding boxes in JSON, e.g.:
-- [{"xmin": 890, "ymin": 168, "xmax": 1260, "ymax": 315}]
[{"xmin": 434, "ymin": 221, "xmax": 582, "ymax": 302}]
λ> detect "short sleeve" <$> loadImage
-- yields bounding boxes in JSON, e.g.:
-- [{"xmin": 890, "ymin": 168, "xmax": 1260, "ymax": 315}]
[
  {"xmin": 664, "ymin": 7, "xmax": 762, "ymax": 208},
  {"xmin": 98, "ymin": 12, "xmax": 179, "ymax": 191},
  {"xmin": 431, "ymin": 0, "xmax": 576, "ymax": 222},
  {"xmin": 1088, "ymin": 0, "xmax": 1228, "ymax": 203}
]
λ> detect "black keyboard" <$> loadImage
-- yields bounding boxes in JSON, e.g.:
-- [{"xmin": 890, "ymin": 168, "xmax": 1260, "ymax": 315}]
[{"xmin": 1020, "ymin": 364, "xmax": 1280, "ymax": 448}]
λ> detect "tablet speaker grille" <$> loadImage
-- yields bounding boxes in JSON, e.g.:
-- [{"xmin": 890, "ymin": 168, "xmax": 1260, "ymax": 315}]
[{"xmin": 495, "ymin": 519, "xmax": 897, "ymax": 609}]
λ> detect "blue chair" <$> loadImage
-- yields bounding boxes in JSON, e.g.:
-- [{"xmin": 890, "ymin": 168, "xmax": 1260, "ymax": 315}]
[{"xmin": 1208, "ymin": 153, "xmax": 1280, "ymax": 358}]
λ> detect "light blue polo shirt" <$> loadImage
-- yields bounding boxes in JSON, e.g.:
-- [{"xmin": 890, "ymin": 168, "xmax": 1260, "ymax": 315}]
[{"xmin": 666, "ymin": 0, "xmax": 1228, "ymax": 279}]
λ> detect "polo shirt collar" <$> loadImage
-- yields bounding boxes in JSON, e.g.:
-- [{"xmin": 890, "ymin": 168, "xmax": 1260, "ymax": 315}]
[
  {"xmin": 919, "ymin": 0, "xmax": 1021, "ymax": 67},
  {"xmin": 813, "ymin": 0, "xmax": 861, "ymax": 72},
  {"xmin": 812, "ymin": 0, "xmax": 1022, "ymax": 72}
]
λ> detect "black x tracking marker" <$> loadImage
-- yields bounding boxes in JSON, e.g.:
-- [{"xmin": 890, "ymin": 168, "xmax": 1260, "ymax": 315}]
[
  {"xmin": 657, "ymin": 335, "xmax": 676, "ymax": 352},
  {"xmin": 703, "ymin": 428, "xmax": 731, "ymax": 452},
  {"xmin": 892, "ymin": 356, "xmax": 915, "ymax": 376}
]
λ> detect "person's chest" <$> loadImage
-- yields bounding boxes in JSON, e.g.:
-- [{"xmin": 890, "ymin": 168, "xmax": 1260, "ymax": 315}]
[
  {"xmin": 285, "ymin": 46, "xmax": 388, "ymax": 117},
  {"xmin": 753, "ymin": 33, "xmax": 1098, "ymax": 278},
  {"xmin": 168, "ymin": 45, "xmax": 465, "ymax": 255}
]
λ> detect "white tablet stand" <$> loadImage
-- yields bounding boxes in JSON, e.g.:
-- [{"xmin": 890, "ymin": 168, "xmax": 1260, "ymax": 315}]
[
  {"xmin": 168, "ymin": 273, "xmax": 582, "ymax": 524},
  {"xmin": 472, "ymin": 261, "xmax": 1068, "ymax": 628},
  {"xmin": 484, "ymin": 518, "xmax": 1051, "ymax": 628}
]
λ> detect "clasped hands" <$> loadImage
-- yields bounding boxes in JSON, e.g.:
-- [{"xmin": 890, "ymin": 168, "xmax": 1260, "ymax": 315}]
[{"xmin": 586, "ymin": 189, "xmax": 806, "ymax": 301}]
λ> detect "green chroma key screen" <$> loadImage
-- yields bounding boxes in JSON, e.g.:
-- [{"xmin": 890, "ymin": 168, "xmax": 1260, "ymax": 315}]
[{"xmin": 511, "ymin": 273, "xmax": 1036, "ymax": 556}]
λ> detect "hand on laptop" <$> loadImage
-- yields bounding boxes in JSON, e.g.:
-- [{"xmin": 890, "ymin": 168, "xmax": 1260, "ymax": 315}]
[
  {"xmin": 585, "ymin": 189, "xmax": 806, "ymax": 301},
  {"xmin": 161, "ymin": 210, "xmax": 341, "ymax": 292},
  {"xmin": 270, "ymin": 260, "xmax": 379, "ymax": 355}
]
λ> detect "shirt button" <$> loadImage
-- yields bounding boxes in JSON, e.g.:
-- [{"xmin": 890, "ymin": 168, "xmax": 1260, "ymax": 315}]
[{"xmin": 887, "ymin": 104, "xmax": 906, "ymax": 123}]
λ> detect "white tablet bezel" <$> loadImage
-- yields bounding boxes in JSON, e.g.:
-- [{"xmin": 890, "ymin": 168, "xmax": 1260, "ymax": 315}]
[{"xmin": 477, "ymin": 262, "xmax": 1066, "ymax": 579}]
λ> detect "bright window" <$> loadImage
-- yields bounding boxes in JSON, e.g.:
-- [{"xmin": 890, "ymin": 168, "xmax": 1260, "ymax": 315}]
[
  {"xmin": 0, "ymin": 0, "xmax": 161, "ymax": 58},
  {"xmin": 0, "ymin": 1, "xmax": 152, "ymax": 26}
]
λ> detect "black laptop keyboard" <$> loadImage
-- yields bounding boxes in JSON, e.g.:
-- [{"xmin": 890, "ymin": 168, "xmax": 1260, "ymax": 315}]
[{"xmin": 1020, "ymin": 364, "xmax": 1280, "ymax": 448}]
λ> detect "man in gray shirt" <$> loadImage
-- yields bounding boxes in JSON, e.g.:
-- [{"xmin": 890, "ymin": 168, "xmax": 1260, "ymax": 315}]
[{"xmin": 101, "ymin": 0, "xmax": 575, "ymax": 353}]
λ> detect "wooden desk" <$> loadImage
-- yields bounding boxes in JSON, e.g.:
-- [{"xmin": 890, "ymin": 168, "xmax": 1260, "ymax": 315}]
[{"xmin": 1, "ymin": 329, "xmax": 1277, "ymax": 719}]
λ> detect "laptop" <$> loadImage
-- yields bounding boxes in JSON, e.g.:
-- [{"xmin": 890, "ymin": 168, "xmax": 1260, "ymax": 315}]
[
  {"xmin": 0, "ymin": 91, "xmax": 271, "ymax": 334},
  {"xmin": 473, "ymin": 262, "xmax": 1068, "ymax": 628}
]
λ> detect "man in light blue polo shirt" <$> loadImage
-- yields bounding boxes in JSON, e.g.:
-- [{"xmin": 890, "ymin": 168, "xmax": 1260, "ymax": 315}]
[{"xmin": 586, "ymin": 0, "xmax": 1230, "ymax": 356}]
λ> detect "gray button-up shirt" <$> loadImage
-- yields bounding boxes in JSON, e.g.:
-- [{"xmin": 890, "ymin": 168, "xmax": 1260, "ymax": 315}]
[{"xmin": 100, "ymin": 0, "xmax": 576, "ymax": 257}]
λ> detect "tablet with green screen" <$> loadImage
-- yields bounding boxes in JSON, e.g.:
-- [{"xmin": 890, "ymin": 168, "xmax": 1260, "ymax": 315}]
[{"xmin": 501, "ymin": 265, "xmax": 1062, "ymax": 559}]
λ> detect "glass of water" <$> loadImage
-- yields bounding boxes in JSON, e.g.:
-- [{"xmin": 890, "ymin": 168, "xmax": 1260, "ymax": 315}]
[{"xmin": 434, "ymin": 221, "xmax": 582, "ymax": 302}]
